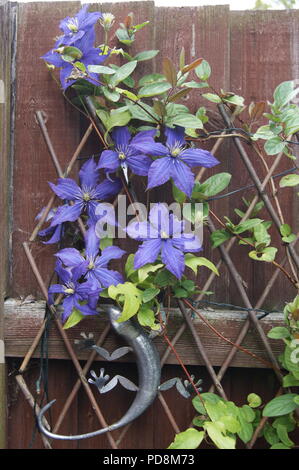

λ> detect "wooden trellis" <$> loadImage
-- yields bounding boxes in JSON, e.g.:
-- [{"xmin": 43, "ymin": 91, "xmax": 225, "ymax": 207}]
[{"xmin": 1, "ymin": 1, "xmax": 299, "ymax": 449}]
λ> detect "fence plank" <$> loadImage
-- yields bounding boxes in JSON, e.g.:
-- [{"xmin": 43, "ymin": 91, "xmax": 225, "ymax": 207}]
[
  {"xmin": 4, "ymin": 299, "xmax": 285, "ymax": 369},
  {"xmin": 11, "ymin": 1, "xmax": 81, "ymax": 298},
  {"xmin": 229, "ymin": 10, "xmax": 299, "ymax": 308}
]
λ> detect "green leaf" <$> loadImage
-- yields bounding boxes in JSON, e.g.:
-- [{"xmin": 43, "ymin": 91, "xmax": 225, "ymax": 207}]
[
  {"xmin": 233, "ymin": 218, "xmax": 264, "ymax": 234},
  {"xmin": 97, "ymin": 108, "xmax": 131, "ymax": 133},
  {"xmin": 204, "ymin": 421, "xmax": 236, "ymax": 449},
  {"xmin": 142, "ymin": 287, "xmax": 160, "ymax": 303},
  {"xmin": 211, "ymin": 229, "xmax": 232, "ymax": 248},
  {"xmin": 183, "ymin": 80, "xmax": 209, "ymax": 89},
  {"xmin": 116, "ymin": 28, "xmax": 134, "ymax": 45},
  {"xmin": 202, "ymin": 173, "xmax": 232, "ymax": 197},
  {"xmin": 202, "ymin": 93, "xmax": 222, "ymax": 103},
  {"xmin": 263, "ymin": 423, "xmax": 280, "ymax": 446},
  {"xmin": 108, "ymin": 282, "xmax": 142, "ymax": 322},
  {"xmin": 102, "ymin": 87, "xmax": 120, "ymax": 102},
  {"xmin": 273, "ymin": 80, "xmax": 296, "ymax": 108},
  {"xmin": 249, "ymin": 247, "xmax": 278, "ymax": 263},
  {"xmin": 110, "ymin": 61, "xmax": 137, "ymax": 87},
  {"xmin": 154, "ymin": 269, "xmax": 177, "ymax": 287},
  {"xmin": 283, "ymin": 373, "xmax": 299, "ymax": 387},
  {"xmin": 264, "ymin": 137, "xmax": 287, "ymax": 156},
  {"xmin": 100, "ymin": 237, "xmax": 113, "ymax": 250},
  {"xmin": 237, "ymin": 415, "xmax": 254, "ymax": 444},
  {"xmin": 167, "ymin": 113, "xmax": 203, "ymax": 129},
  {"xmin": 185, "ymin": 254, "xmax": 219, "ymax": 275},
  {"xmin": 267, "ymin": 327, "xmax": 290, "ymax": 340},
  {"xmin": 263, "ymin": 394, "xmax": 299, "ymax": 417},
  {"xmin": 173, "ymin": 287, "xmax": 189, "ymax": 298},
  {"xmin": 137, "ymin": 304, "xmax": 160, "ymax": 330},
  {"xmin": 239, "ymin": 405, "xmax": 255, "ymax": 423},
  {"xmin": 138, "ymin": 73, "xmax": 166, "ymax": 87},
  {"xmin": 223, "ymin": 95, "xmax": 245, "ymax": 107},
  {"xmin": 276, "ymin": 424, "xmax": 294, "ymax": 447},
  {"xmin": 252, "ymin": 125, "xmax": 275, "ymax": 141},
  {"xmin": 273, "ymin": 414, "xmax": 296, "ymax": 433},
  {"xmin": 192, "ymin": 393, "xmax": 223, "ymax": 415},
  {"xmin": 172, "ymin": 183, "xmax": 186, "ymax": 204},
  {"xmin": 195, "ymin": 60, "xmax": 211, "ymax": 81},
  {"xmin": 280, "ymin": 223, "xmax": 292, "ymax": 237},
  {"xmin": 133, "ymin": 50, "xmax": 159, "ymax": 62},
  {"xmin": 125, "ymin": 254, "xmax": 136, "ymax": 280},
  {"xmin": 279, "ymin": 174, "xmax": 299, "ymax": 188},
  {"xmin": 247, "ymin": 393, "xmax": 262, "ymax": 408},
  {"xmin": 88, "ymin": 65, "xmax": 116, "ymax": 74},
  {"xmin": 60, "ymin": 46, "xmax": 83, "ymax": 62},
  {"xmin": 138, "ymin": 263, "xmax": 164, "ymax": 283},
  {"xmin": 138, "ymin": 81, "xmax": 172, "ymax": 98},
  {"xmin": 270, "ymin": 443, "xmax": 291, "ymax": 449},
  {"xmin": 168, "ymin": 429, "xmax": 204, "ymax": 450},
  {"xmin": 63, "ymin": 307, "xmax": 85, "ymax": 329},
  {"xmin": 126, "ymin": 100, "xmax": 159, "ymax": 123}
]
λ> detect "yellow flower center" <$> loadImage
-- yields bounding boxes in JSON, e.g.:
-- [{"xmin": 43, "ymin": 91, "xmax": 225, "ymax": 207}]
[
  {"xmin": 64, "ymin": 288, "xmax": 75, "ymax": 295},
  {"xmin": 161, "ymin": 231, "xmax": 169, "ymax": 239},
  {"xmin": 171, "ymin": 148, "xmax": 181, "ymax": 157},
  {"xmin": 88, "ymin": 260, "xmax": 95, "ymax": 270},
  {"xmin": 118, "ymin": 152, "xmax": 126, "ymax": 161},
  {"xmin": 83, "ymin": 192, "xmax": 91, "ymax": 201}
]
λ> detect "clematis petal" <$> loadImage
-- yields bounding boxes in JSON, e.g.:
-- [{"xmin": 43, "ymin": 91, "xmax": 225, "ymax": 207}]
[
  {"xmin": 93, "ymin": 178, "xmax": 122, "ymax": 200},
  {"xmin": 40, "ymin": 225, "xmax": 63, "ymax": 245},
  {"xmin": 165, "ymin": 126, "xmax": 186, "ymax": 149},
  {"xmin": 60, "ymin": 65, "xmax": 76, "ymax": 90},
  {"xmin": 72, "ymin": 260, "xmax": 89, "ymax": 281},
  {"xmin": 48, "ymin": 284, "xmax": 65, "ymax": 305},
  {"xmin": 41, "ymin": 50, "xmax": 65, "ymax": 67},
  {"xmin": 79, "ymin": 158, "xmax": 100, "ymax": 188},
  {"xmin": 49, "ymin": 178, "xmax": 81, "ymax": 200},
  {"xmin": 62, "ymin": 296, "xmax": 75, "ymax": 321},
  {"xmin": 147, "ymin": 157, "xmax": 173, "ymax": 190},
  {"xmin": 54, "ymin": 259, "xmax": 72, "ymax": 284},
  {"xmin": 161, "ymin": 239, "xmax": 185, "ymax": 279},
  {"xmin": 170, "ymin": 159, "xmax": 195, "ymax": 198},
  {"xmin": 126, "ymin": 221, "xmax": 156, "ymax": 240},
  {"xmin": 148, "ymin": 203, "xmax": 171, "ymax": 235},
  {"xmin": 129, "ymin": 129, "xmax": 163, "ymax": 155},
  {"xmin": 97, "ymin": 150, "xmax": 120, "ymax": 172},
  {"xmin": 112, "ymin": 126, "xmax": 131, "ymax": 149},
  {"xmin": 133, "ymin": 141, "xmax": 169, "ymax": 157},
  {"xmin": 55, "ymin": 247, "xmax": 85, "ymax": 267},
  {"xmin": 50, "ymin": 202, "xmax": 83, "ymax": 226},
  {"xmin": 74, "ymin": 299, "xmax": 98, "ymax": 316},
  {"xmin": 127, "ymin": 155, "xmax": 152, "ymax": 176},
  {"xmin": 172, "ymin": 234, "xmax": 202, "ymax": 253},
  {"xmin": 96, "ymin": 246, "xmax": 126, "ymax": 268},
  {"xmin": 180, "ymin": 148, "xmax": 220, "ymax": 168},
  {"xmin": 133, "ymin": 238, "xmax": 162, "ymax": 269},
  {"xmin": 85, "ymin": 225, "xmax": 100, "ymax": 258},
  {"xmin": 94, "ymin": 267, "xmax": 124, "ymax": 287}
]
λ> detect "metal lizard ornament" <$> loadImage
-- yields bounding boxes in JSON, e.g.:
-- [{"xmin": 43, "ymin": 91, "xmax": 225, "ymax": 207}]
[{"xmin": 37, "ymin": 305, "xmax": 202, "ymax": 440}]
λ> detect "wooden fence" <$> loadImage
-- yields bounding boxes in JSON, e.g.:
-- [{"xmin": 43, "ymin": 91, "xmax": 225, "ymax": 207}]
[{"xmin": 1, "ymin": 0, "xmax": 299, "ymax": 449}]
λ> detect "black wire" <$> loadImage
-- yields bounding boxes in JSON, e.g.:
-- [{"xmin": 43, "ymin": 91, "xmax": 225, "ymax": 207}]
[
  {"xmin": 205, "ymin": 166, "xmax": 298, "ymax": 202},
  {"xmin": 192, "ymin": 299, "xmax": 280, "ymax": 319}
]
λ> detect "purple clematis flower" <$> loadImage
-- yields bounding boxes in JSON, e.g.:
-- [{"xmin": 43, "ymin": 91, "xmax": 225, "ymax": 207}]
[
  {"xmin": 139, "ymin": 126, "xmax": 219, "ymax": 197},
  {"xmin": 127, "ymin": 203, "xmax": 202, "ymax": 279},
  {"xmin": 36, "ymin": 206, "xmax": 64, "ymax": 245},
  {"xmin": 55, "ymin": 225, "xmax": 126, "ymax": 290},
  {"xmin": 42, "ymin": 29, "xmax": 107, "ymax": 90},
  {"xmin": 49, "ymin": 158, "xmax": 121, "ymax": 226},
  {"xmin": 97, "ymin": 126, "xmax": 156, "ymax": 176},
  {"xmin": 55, "ymin": 5, "xmax": 103, "ymax": 47},
  {"xmin": 48, "ymin": 260, "xmax": 100, "ymax": 322}
]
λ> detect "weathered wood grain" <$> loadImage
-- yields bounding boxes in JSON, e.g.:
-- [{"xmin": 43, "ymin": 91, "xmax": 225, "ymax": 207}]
[
  {"xmin": 0, "ymin": 0, "xmax": 16, "ymax": 449},
  {"xmin": 4, "ymin": 299, "xmax": 285, "ymax": 369}
]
